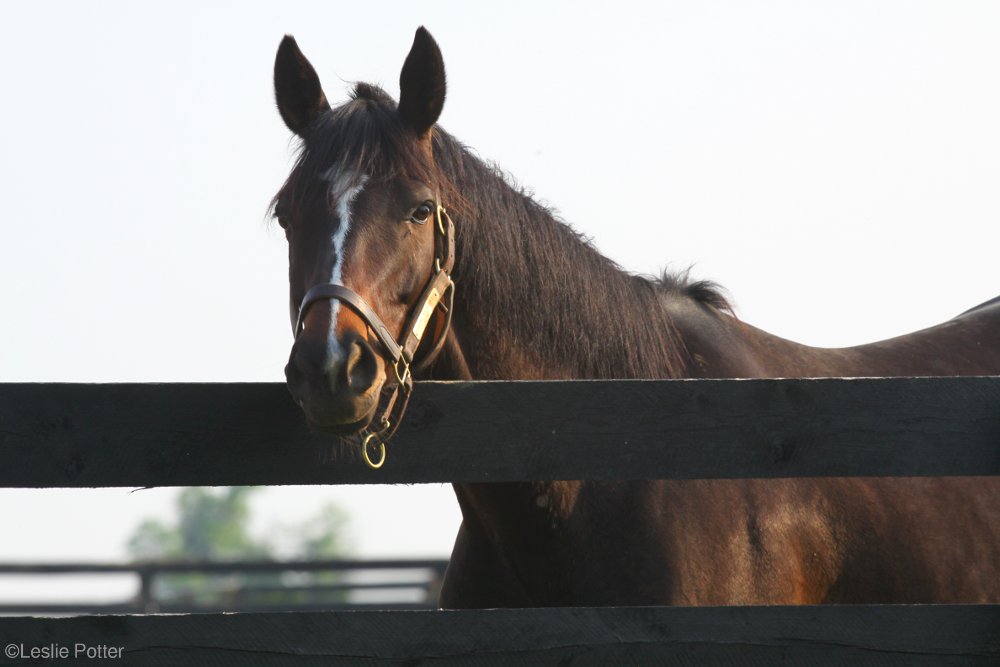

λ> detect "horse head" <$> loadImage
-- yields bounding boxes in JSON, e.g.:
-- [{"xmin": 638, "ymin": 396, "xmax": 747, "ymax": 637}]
[{"xmin": 272, "ymin": 28, "xmax": 454, "ymax": 453}]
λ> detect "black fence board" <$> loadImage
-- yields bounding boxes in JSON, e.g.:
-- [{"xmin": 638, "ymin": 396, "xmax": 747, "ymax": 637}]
[
  {"xmin": 0, "ymin": 605, "xmax": 996, "ymax": 666},
  {"xmin": 1, "ymin": 378, "xmax": 998, "ymax": 486},
  {"xmin": 0, "ymin": 559, "xmax": 448, "ymax": 615},
  {"xmin": 0, "ymin": 559, "xmax": 448, "ymax": 574}
]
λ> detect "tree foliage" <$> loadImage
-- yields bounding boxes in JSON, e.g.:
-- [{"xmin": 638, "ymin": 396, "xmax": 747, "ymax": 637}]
[
  {"xmin": 127, "ymin": 487, "xmax": 349, "ymax": 561},
  {"xmin": 125, "ymin": 487, "xmax": 352, "ymax": 609}
]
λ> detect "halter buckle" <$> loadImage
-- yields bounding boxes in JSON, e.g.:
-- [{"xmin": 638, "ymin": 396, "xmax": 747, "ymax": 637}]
[{"xmin": 394, "ymin": 357, "xmax": 412, "ymax": 388}]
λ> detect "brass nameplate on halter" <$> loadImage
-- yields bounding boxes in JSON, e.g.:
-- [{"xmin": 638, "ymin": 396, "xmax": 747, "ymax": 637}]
[{"xmin": 412, "ymin": 288, "xmax": 441, "ymax": 340}]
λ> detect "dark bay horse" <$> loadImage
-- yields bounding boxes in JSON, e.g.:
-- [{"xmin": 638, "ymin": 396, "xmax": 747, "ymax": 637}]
[{"xmin": 271, "ymin": 28, "xmax": 1000, "ymax": 607}]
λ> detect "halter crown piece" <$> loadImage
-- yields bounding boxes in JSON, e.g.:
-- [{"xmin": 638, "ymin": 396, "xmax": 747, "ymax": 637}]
[{"xmin": 294, "ymin": 204, "xmax": 456, "ymax": 468}]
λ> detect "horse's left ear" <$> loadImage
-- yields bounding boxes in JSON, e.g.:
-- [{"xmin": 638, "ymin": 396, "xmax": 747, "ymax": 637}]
[{"xmin": 398, "ymin": 27, "xmax": 446, "ymax": 138}]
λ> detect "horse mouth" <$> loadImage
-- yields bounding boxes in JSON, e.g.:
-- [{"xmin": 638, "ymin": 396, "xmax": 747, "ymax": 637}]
[
  {"xmin": 304, "ymin": 411, "xmax": 375, "ymax": 436},
  {"xmin": 290, "ymin": 391, "xmax": 380, "ymax": 436}
]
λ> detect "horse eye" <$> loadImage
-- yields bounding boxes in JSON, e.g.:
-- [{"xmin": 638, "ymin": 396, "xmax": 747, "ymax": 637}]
[
  {"xmin": 409, "ymin": 202, "xmax": 434, "ymax": 224},
  {"xmin": 273, "ymin": 201, "xmax": 291, "ymax": 230}
]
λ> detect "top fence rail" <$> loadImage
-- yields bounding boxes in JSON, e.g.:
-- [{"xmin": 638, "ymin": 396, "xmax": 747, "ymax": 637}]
[{"xmin": 1, "ymin": 378, "xmax": 998, "ymax": 487}]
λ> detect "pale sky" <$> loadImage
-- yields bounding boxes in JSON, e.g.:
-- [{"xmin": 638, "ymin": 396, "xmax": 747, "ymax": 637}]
[{"xmin": 1, "ymin": 2, "xmax": 998, "ymax": 597}]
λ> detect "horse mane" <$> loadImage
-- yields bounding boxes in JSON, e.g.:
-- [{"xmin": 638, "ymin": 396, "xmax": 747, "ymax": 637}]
[
  {"xmin": 656, "ymin": 270, "xmax": 733, "ymax": 314},
  {"xmin": 281, "ymin": 82, "xmax": 734, "ymax": 380},
  {"xmin": 430, "ymin": 128, "xmax": 726, "ymax": 380}
]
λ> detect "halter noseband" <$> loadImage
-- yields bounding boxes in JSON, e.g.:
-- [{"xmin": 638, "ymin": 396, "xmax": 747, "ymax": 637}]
[{"xmin": 293, "ymin": 205, "xmax": 456, "ymax": 468}]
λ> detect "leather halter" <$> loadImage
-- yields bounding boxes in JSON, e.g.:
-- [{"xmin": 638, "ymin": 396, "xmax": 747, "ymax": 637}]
[{"xmin": 293, "ymin": 205, "xmax": 456, "ymax": 468}]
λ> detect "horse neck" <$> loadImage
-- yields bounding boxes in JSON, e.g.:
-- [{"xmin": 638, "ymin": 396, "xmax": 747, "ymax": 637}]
[{"xmin": 433, "ymin": 161, "xmax": 688, "ymax": 381}]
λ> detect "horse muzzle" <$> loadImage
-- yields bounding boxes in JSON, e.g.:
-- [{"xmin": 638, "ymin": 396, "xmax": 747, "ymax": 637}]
[{"xmin": 285, "ymin": 317, "xmax": 386, "ymax": 434}]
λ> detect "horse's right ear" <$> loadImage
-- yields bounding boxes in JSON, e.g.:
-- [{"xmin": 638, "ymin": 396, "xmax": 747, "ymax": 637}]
[
  {"xmin": 398, "ymin": 27, "xmax": 446, "ymax": 138},
  {"xmin": 274, "ymin": 35, "xmax": 331, "ymax": 137}
]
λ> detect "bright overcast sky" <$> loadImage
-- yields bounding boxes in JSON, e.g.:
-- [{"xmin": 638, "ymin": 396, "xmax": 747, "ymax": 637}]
[{"xmin": 1, "ymin": 2, "xmax": 998, "ymax": 573}]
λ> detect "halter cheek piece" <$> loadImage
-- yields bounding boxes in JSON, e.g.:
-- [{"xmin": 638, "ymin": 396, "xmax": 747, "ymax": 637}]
[{"xmin": 293, "ymin": 205, "xmax": 456, "ymax": 469}]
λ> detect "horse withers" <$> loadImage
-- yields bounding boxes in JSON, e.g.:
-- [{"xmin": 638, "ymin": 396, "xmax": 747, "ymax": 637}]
[{"xmin": 271, "ymin": 27, "xmax": 1000, "ymax": 607}]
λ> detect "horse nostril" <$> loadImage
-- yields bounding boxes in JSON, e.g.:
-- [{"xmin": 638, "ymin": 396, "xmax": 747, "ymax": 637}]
[
  {"xmin": 290, "ymin": 336, "xmax": 325, "ymax": 376},
  {"xmin": 345, "ymin": 337, "xmax": 378, "ymax": 393}
]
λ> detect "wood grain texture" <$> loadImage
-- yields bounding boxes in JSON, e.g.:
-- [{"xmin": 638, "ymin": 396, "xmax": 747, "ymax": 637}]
[
  {"xmin": 0, "ymin": 378, "xmax": 998, "ymax": 486},
  {"xmin": 0, "ymin": 605, "xmax": 996, "ymax": 666}
]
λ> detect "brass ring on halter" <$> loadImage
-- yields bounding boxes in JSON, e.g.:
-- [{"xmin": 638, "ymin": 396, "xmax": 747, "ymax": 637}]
[{"xmin": 362, "ymin": 432, "xmax": 387, "ymax": 469}]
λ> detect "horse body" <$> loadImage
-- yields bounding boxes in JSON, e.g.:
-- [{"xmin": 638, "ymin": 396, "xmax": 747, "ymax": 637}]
[
  {"xmin": 271, "ymin": 28, "xmax": 1000, "ymax": 608},
  {"xmin": 433, "ymin": 171, "xmax": 1000, "ymax": 605},
  {"xmin": 446, "ymin": 477, "xmax": 1000, "ymax": 607},
  {"xmin": 441, "ymin": 295, "xmax": 1000, "ymax": 607}
]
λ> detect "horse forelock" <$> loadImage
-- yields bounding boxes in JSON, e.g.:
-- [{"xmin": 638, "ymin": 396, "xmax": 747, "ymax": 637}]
[{"xmin": 274, "ymin": 82, "xmax": 441, "ymax": 217}]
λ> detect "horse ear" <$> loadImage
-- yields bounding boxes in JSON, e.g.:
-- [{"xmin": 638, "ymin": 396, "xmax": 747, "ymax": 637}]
[
  {"xmin": 398, "ymin": 27, "xmax": 446, "ymax": 138},
  {"xmin": 274, "ymin": 35, "xmax": 331, "ymax": 137}
]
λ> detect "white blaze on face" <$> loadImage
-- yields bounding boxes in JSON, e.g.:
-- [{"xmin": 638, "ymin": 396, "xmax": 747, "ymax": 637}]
[{"xmin": 322, "ymin": 169, "xmax": 368, "ymax": 368}]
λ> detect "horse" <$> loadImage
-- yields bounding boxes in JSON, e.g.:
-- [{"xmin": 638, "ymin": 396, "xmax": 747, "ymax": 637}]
[{"xmin": 271, "ymin": 27, "xmax": 1000, "ymax": 607}]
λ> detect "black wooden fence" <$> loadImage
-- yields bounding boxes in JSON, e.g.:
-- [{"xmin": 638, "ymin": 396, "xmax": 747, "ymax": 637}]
[
  {"xmin": 0, "ymin": 378, "xmax": 998, "ymax": 665},
  {"xmin": 0, "ymin": 559, "xmax": 448, "ymax": 614}
]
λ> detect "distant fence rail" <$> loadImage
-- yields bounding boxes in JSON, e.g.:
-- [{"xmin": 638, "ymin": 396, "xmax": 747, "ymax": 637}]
[
  {"xmin": 0, "ymin": 379, "xmax": 998, "ymax": 665},
  {"xmin": 0, "ymin": 559, "xmax": 448, "ymax": 615}
]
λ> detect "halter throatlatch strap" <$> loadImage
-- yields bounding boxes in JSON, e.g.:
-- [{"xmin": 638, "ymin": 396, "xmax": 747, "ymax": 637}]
[{"xmin": 293, "ymin": 205, "xmax": 456, "ymax": 469}]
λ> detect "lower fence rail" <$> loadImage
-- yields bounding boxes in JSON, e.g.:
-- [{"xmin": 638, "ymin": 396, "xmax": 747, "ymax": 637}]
[
  {"xmin": 0, "ymin": 560, "xmax": 449, "ymax": 615},
  {"xmin": 0, "ymin": 604, "xmax": 996, "ymax": 666}
]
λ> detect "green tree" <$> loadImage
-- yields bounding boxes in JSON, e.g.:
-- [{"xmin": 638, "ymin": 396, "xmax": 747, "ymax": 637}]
[
  {"xmin": 128, "ymin": 487, "xmax": 272, "ymax": 560},
  {"xmin": 270, "ymin": 501, "xmax": 351, "ymax": 560},
  {"xmin": 126, "ymin": 487, "xmax": 351, "ymax": 609}
]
